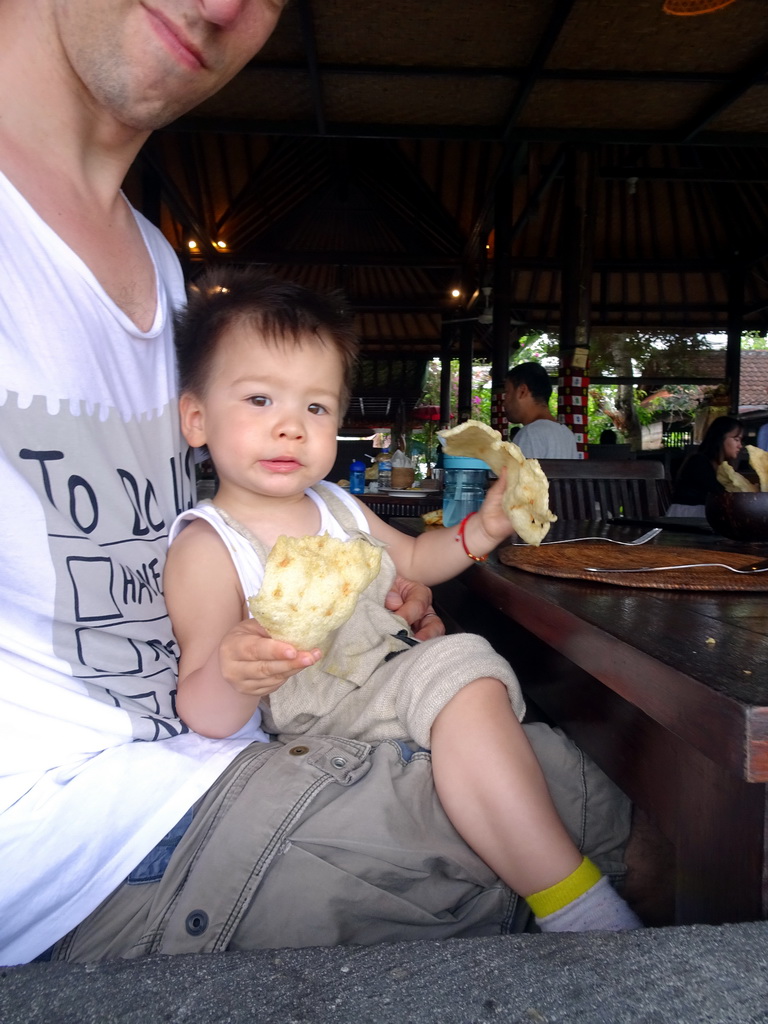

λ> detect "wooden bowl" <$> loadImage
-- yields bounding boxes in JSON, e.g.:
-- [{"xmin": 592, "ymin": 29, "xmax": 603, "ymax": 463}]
[
  {"xmin": 391, "ymin": 467, "xmax": 415, "ymax": 489},
  {"xmin": 705, "ymin": 491, "xmax": 768, "ymax": 542}
]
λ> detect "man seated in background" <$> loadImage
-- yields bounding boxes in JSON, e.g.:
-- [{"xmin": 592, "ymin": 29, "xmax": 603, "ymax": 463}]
[{"xmin": 504, "ymin": 363, "xmax": 578, "ymax": 459}]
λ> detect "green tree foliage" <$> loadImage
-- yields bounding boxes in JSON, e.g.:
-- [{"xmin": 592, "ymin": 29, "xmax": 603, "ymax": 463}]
[
  {"xmin": 416, "ymin": 330, "xmax": 765, "ymax": 451},
  {"xmin": 740, "ymin": 331, "xmax": 768, "ymax": 351},
  {"xmin": 418, "ymin": 359, "xmax": 493, "ymax": 424}
]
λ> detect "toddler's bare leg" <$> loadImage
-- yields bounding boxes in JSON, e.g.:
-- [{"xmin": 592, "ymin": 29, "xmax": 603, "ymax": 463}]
[
  {"xmin": 430, "ymin": 676, "xmax": 582, "ymax": 897},
  {"xmin": 431, "ymin": 677, "xmax": 642, "ymax": 930}
]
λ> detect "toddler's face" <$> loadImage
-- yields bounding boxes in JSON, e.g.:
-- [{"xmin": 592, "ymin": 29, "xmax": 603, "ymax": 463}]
[{"xmin": 183, "ymin": 323, "xmax": 343, "ymax": 503}]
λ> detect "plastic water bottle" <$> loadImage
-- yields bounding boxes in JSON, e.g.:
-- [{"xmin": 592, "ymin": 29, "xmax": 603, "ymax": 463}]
[
  {"xmin": 378, "ymin": 449, "xmax": 393, "ymax": 491},
  {"xmin": 349, "ymin": 459, "xmax": 366, "ymax": 495},
  {"xmin": 442, "ymin": 455, "xmax": 489, "ymax": 527}
]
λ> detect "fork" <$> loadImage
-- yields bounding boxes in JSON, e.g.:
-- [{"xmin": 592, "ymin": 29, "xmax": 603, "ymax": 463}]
[
  {"xmin": 513, "ymin": 527, "xmax": 662, "ymax": 547},
  {"xmin": 585, "ymin": 558, "xmax": 768, "ymax": 575}
]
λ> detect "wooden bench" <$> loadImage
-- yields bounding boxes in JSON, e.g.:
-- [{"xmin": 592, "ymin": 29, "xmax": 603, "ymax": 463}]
[
  {"xmin": 358, "ymin": 461, "xmax": 672, "ymax": 524},
  {"xmin": 358, "ymin": 492, "xmax": 442, "ymax": 523},
  {"xmin": 538, "ymin": 459, "xmax": 671, "ymax": 521}
]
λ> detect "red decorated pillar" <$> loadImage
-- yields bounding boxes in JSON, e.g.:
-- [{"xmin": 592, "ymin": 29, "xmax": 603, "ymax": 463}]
[{"xmin": 558, "ymin": 348, "xmax": 590, "ymax": 459}]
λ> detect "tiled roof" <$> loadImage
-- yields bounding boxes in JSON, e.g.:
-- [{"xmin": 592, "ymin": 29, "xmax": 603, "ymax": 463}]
[
  {"xmin": 740, "ymin": 351, "xmax": 768, "ymax": 408},
  {"xmin": 639, "ymin": 348, "xmax": 768, "ymax": 414}
]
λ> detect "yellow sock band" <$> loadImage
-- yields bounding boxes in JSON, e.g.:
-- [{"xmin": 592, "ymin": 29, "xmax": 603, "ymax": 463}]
[{"xmin": 526, "ymin": 856, "xmax": 603, "ymax": 918}]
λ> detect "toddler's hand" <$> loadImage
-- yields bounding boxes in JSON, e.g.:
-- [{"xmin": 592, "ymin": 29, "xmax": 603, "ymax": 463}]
[
  {"xmin": 218, "ymin": 618, "xmax": 322, "ymax": 698},
  {"xmin": 476, "ymin": 469, "xmax": 516, "ymax": 544}
]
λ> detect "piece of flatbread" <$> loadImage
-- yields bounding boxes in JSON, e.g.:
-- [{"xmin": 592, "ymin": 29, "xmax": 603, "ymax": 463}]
[
  {"xmin": 438, "ymin": 419, "xmax": 557, "ymax": 545},
  {"xmin": 422, "ymin": 508, "xmax": 443, "ymax": 526},
  {"xmin": 716, "ymin": 462, "xmax": 758, "ymax": 493},
  {"xmin": 746, "ymin": 445, "xmax": 768, "ymax": 492},
  {"xmin": 248, "ymin": 533, "xmax": 382, "ymax": 651}
]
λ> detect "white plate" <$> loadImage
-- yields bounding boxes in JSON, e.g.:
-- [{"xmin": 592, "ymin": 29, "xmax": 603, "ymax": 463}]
[{"xmin": 381, "ymin": 489, "xmax": 430, "ymax": 498}]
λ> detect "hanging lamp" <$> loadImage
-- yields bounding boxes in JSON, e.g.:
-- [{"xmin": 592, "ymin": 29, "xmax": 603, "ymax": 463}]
[{"xmin": 663, "ymin": 0, "xmax": 737, "ymax": 14}]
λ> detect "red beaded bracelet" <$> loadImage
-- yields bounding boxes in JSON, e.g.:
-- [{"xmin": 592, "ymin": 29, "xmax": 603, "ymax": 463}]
[{"xmin": 455, "ymin": 512, "xmax": 488, "ymax": 562}]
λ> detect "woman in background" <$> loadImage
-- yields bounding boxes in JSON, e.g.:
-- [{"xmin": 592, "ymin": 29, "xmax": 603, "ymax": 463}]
[{"xmin": 666, "ymin": 415, "xmax": 744, "ymax": 517}]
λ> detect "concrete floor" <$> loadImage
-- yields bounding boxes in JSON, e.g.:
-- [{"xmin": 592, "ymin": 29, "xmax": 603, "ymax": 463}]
[{"xmin": 3, "ymin": 922, "xmax": 768, "ymax": 1024}]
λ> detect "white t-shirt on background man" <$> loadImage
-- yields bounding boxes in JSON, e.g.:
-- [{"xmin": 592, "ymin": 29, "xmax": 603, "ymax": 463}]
[{"xmin": 513, "ymin": 419, "xmax": 579, "ymax": 460}]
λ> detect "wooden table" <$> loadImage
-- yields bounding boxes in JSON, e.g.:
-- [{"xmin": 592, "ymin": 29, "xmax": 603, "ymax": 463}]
[{"xmin": 393, "ymin": 517, "xmax": 768, "ymax": 926}]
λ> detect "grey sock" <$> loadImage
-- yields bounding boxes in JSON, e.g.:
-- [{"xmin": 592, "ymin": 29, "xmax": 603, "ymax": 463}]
[{"xmin": 535, "ymin": 875, "xmax": 643, "ymax": 933}]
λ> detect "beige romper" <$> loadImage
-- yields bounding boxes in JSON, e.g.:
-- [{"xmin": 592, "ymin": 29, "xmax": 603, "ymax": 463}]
[{"xmin": 192, "ymin": 485, "xmax": 525, "ymax": 748}]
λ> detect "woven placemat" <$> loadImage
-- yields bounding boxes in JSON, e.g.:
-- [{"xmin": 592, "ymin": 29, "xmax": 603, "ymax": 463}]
[{"xmin": 498, "ymin": 542, "xmax": 768, "ymax": 591}]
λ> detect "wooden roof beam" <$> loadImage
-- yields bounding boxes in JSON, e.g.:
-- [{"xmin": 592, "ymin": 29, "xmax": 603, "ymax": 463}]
[
  {"xmin": 502, "ymin": 299, "xmax": 734, "ymax": 314},
  {"xmin": 198, "ymin": 252, "xmax": 737, "ymax": 271},
  {"xmin": 678, "ymin": 45, "xmax": 768, "ymax": 144},
  {"xmin": 224, "ymin": 252, "xmax": 464, "ymax": 267},
  {"xmin": 244, "ymin": 60, "xmax": 752, "ymax": 86},
  {"xmin": 166, "ymin": 118, "xmax": 768, "ymax": 147},
  {"xmin": 138, "ymin": 147, "xmax": 218, "ymax": 251},
  {"xmin": 599, "ymin": 167, "xmax": 768, "ymax": 184},
  {"xmin": 352, "ymin": 301, "xmax": 453, "ymax": 312},
  {"xmin": 500, "ymin": 0, "xmax": 578, "ymax": 145},
  {"xmin": 297, "ymin": 0, "xmax": 327, "ymax": 136}
]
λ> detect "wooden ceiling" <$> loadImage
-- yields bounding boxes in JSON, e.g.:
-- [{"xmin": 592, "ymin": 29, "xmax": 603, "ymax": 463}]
[{"xmin": 126, "ymin": 0, "xmax": 768, "ymax": 383}]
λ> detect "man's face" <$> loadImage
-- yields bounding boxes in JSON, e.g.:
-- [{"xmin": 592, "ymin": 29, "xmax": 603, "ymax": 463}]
[
  {"xmin": 51, "ymin": 0, "xmax": 286, "ymax": 131},
  {"xmin": 503, "ymin": 380, "xmax": 524, "ymax": 424}
]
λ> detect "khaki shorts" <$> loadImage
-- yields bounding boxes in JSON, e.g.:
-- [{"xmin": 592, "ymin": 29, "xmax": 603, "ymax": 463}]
[{"xmin": 53, "ymin": 726, "xmax": 630, "ymax": 962}]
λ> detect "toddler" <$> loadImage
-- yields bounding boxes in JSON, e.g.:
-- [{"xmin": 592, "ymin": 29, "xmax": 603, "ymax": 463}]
[{"xmin": 165, "ymin": 267, "xmax": 641, "ymax": 934}]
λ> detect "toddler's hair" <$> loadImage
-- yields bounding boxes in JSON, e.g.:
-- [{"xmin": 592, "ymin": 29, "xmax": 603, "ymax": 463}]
[{"xmin": 174, "ymin": 267, "xmax": 359, "ymax": 410}]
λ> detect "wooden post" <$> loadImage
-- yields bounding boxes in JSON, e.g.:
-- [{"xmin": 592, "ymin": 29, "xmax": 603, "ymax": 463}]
[
  {"xmin": 439, "ymin": 323, "xmax": 453, "ymax": 426},
  {"xmin": 559, "ymin": 145, "xmax": 595, "ymax": 456},
  {"xmin": 458, "ymin": 320, "xmax": 474, "ymax": 423},
  {"xmin": 726, "ymin": 259, "xmax": 744, "ymax": 416},
  {"xmin": 491, "ymin": 163, "xmax": 513, "ymax": 436}
]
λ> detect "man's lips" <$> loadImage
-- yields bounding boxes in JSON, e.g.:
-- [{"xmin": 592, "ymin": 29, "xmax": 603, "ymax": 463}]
[{"xmin": 145, "ymin": 7, "xmax": 207, "ymax": 71}]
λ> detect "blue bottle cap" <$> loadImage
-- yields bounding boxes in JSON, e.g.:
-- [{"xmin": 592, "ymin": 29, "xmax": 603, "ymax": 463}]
[{"xmin": 443, "ymin": 454, "xmax": 490, "ymax": 470}]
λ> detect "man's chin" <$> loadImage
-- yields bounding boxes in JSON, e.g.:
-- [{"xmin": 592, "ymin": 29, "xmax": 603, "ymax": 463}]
[
  {"xmin": 106, "ymin": 76, "xmax": 220, "ymax": 133},
  {"xmin": 115, "ymin": 100, "xmax": 194, "ymax": 133}
]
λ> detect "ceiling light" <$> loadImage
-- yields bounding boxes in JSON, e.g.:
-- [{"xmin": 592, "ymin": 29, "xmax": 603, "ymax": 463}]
[
  {"xmin": 451, "ymin": 288, "xmax": 461, "ymax": 298},
  {"xmin": 188, "ymin": 240, "xmax": 198, "ymax": 250},
  {"xmin": 216, "ymin": 240, "xmax": 227, "ymax": 249},
  {"xmin": 663, "ymin": 0, "xmax": 737, "ymax": 14}
]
